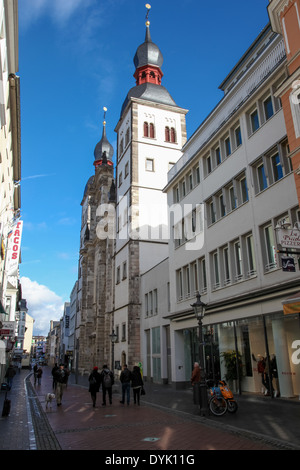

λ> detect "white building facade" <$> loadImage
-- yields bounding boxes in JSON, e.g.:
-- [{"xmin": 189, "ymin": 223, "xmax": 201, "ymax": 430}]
[{"xmin": 141, "ymin": 24, "xmax": 300, "ymax": 398}]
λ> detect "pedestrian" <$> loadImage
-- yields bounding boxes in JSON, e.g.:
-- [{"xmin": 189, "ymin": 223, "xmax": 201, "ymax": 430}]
[
  {"xmin": 54, "ymin": 364, "xmax": 69, "ymax": 406},
  {"xmin": 5, "ymin": 364, "xmax": 16, "ymax": 389},
  {"xmin": 18, "ymin": 362, "xmax": 22, "ymax": 373},
  {"xmin": 131, "ymin": 365, "xmax": 143, "ymax": 405},
  {"xmin": 33, "ymin": 363, "xmax": 38, "ymax": 385},
  {"xmin": 37, "ymin": 366, "xmax": 43, "ymax": 385},
  {"xmin": 191, "ymin": 362, "xmax": 201, "ymax": 385},
  {"xmin": 100, "ymin": 364, "xmax": 114, "ymax": 406},
  {"xmin": 52, "ymin": 363, "xmax": 59, "ymax": 390},
  {"xmin": 88, "ymin": 367, "xmax": 101, "ymax": 407},
  {"xmin": 120, "ymin": 364, "xmax": 132, "ymax": 405}
]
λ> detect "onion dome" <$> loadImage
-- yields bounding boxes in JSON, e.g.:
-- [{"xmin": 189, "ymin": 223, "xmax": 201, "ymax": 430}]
[
  {"xmin": 94, "ymin": 107, "xmax": 114, "ymax": 167},
  {"xmin": 133, "ymin": 24, "xmax": 163, "ymax": 70}
]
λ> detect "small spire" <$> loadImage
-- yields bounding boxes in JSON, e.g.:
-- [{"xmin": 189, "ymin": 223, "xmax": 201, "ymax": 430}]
[{"xmin": 103, "ymin": 106, "xmax": 107, "ymax": 126}]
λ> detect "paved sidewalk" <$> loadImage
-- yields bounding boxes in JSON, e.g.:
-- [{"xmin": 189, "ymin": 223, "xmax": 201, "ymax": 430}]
[{"xmin": 1, "ymin": 366, "xmax": 300, "ymax": 452}]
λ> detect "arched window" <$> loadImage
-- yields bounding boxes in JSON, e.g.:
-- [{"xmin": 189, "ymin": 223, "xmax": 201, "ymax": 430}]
[
  {"xmin": 144, "ymin": 122, "xmax": 149, "ymax": 137},
  {"xmin": 165, "ymin": 126, "xmax": 170, "ymax": 142},
  {"xmin": 170, "ymin": 127, "xmax": 176, "ymax": 143},
  {"xmin": 150, "ymin": 122, "xmax": 155, "ymax": 138}
]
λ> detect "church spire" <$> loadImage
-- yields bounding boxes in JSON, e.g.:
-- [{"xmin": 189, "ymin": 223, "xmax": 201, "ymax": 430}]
[{"xmin": 133, "ymin": 4, "xmax": 163, "ymax": 86}]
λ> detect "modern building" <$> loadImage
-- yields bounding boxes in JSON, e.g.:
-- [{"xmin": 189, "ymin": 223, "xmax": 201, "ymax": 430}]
[{"xmin": 141, "ymin": 21, "xmax": 300, "ymax": 398}]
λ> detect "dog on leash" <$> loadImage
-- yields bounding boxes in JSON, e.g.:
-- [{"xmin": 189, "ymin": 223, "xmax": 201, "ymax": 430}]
[{"xmin": 45, "ymin": 393, "xmax": 56, "ymax": 409}]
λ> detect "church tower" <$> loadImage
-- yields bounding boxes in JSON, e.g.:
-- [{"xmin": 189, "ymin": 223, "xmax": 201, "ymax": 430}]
[
  {"xmin": 76, "ymin": 109, "xmax": 115, "ymax": 374},
  {"xmin": 113, "ymin": 5, "xmax": 188, "ymax": 370}
]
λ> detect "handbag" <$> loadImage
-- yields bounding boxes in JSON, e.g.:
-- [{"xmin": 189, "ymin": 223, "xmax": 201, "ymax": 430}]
[{"xmin": 141, "ymin": 386, "xmax": 145, "ymax": 395}]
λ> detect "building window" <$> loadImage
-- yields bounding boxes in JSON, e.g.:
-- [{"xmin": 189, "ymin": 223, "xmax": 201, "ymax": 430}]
[
  {"xmin": 116, "ymin": 266, "xmax": 120, "ymax": 284},
  {"xmin": 223, "ymin": 246, "xmax": 231, "ymax": 285},
  {"xmin": 216, "ymin": 147, "xmax": 221, "ymax": 165},
  {"xmin": 206, "ymin": 154, "xmax": 212, "ymax": 175},
  {"xmin": 256, "ymin": 162, "xmax": 268, "ymax": 192},
  {"xmin": 170, "ymin": 127, "xmax": 176, "ymax": 143},
  {"xmin": 270, "ymin": 152, "xmax": 283, "ymax": 182},
  {"xmin": 199, "ymin": 257, "xmax": 207, "ymax": 293},
  {"xmin": 165, "ymin": 126, "xmax": 170, "ymax": 142},
  {"xmin": 144, "ymin": 122, "xmax": 149, "ymax": 137},
  {"xmin": 146, "ymin": 158, "xmax": 154, "ymax": 172},
  {"xmin": 150, "ymin": 123, "xmax": 155, "ymax": 138},
  {"xmin": 250, "ymin": 108, "xmax": 259, "ymax": 133},
  {"xmin": 225, "ymin": 137, "xmax": 231, "ymax": 157},
  {"xmin": 235, "ymin": 126, "xmax": 242, "ymax": 147},
  {"xmin": 122, "ymin": 323, "xmax": 126, "ymax": 341},
  {"xmin": 176, "ymin": 269, "xmax": 183, "ymax": 301},
  {"xmin": 122, "ymin": 261, "xmax": 127, "ymax": 280},
  {"xmin": 219, "ymin": 193, "xmax": 226, "ymax": 218},
  {"xmin": 209, "ymin": 200, "xmax": 216, "ymax": 224},
  {"xmin": 125, "ymin": 162, "xmax": 129, "ymax": 178},
  {"xmin": 263, "ymin": 224, "xmax": 277, "ymax": 271},
  {"xmin": 263, "ymin": 96, "xmax": 274, "ymax": 121},
  {"xmin": 246, "ymin": 234, "xmax": 256, "ymax": 277},
  {"xmin": 212, "ymin": 251, "xmax": 220, "ymax": 289},
  {"xmin": 229, "ymin": 185, "xmax": 236, "ymax": 211},
  {"xmin": 240, "ymin": 176, "xmax": 249, "ymax": 203},
  {"xmin": 234, "ymin": 240, "xmax": 243, "ymax": 281}
]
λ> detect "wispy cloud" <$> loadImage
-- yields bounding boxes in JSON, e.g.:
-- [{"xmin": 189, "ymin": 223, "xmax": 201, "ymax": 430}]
[
  {"xmin": 19, "ymin": 0, "xmax": 92, "ymax": 30},
  {"xmin": 22, "ymin": 173, "xmax": 56, "ymax": 181}
]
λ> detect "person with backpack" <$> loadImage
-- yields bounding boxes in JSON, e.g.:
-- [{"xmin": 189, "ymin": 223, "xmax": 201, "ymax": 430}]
[
  {"xmin": 120, "ymin": 364, "xmax": 132, "ymax": 405},
  {"xmin": 88, "ymin": 367, "xmax": 101, "ymax": 408},
  {"xmin": 100, "ymin": 364, "xmax": 114, "ymax": 406}
]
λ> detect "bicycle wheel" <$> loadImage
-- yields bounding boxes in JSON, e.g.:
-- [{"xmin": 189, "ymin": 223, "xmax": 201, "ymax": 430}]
[
  {"xmin": 209, "ymin": 396, "xmax": 228, "ymax": 416},
  {"xmin": 227, "ymin": 400, "xmax": 238, "ymax": 413}
]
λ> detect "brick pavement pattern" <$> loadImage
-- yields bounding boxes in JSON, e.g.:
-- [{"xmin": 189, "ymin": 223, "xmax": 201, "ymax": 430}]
[{"xmin": 32, "ymin": 368, "xmax": 276, "ymax": 451}]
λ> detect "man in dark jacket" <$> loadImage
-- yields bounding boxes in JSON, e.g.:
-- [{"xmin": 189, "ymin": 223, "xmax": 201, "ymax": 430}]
[
  {"xmin": 120, "ymin": 364, "xmax": 132, "ymax": 405},
  {"xmin": 54, "ymin": 364, "xmax": 69, "ymax": 406},
  {"xmin": 100, "ymin": 365, "xmax": 114, "ymax": 406}
]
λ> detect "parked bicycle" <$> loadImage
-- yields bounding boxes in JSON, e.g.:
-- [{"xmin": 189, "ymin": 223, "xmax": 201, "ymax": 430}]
[{"xmin": 207, "ymin": 380, "xmax": 238, "ymax": 416}]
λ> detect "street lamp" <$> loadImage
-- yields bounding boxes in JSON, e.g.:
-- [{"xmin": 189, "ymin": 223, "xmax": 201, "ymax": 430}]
[
  {"xmin": 191, "ymin": 292, "xmax": 208, "ymax": 416},
  {"xmin": 109, "ymin": 329, "xmax": 117, "ymax": 372}
]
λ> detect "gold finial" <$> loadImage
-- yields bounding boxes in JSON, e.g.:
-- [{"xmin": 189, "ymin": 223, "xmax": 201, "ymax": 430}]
[
  {"xmin": 145, "ymin": 3, "xmax": 151, "ymax": 25},
  {"xmin": 103, "ymin": 106, "xmax": 107, "ymax": 125}
]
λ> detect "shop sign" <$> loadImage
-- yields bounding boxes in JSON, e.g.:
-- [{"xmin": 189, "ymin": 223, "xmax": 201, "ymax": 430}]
[
  {"xmin": 5, "ymin": 221, "xmax": 23, "ymax": 276},
  {"xmin": 1, "ymin": 321, "xmax": 15, "ymax": 334},
  {"xmin": 282, "ymin": 257, "xmax": 296, "ymax": 272},
  {"xmin": 276, "ymin": 226, "xmax": 300, "ymax": 249}
]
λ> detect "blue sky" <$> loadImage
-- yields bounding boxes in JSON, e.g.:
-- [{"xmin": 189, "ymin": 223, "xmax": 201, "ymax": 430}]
[{"xmin": 18, "ymin": 0, "xmax": 270, "ymax": 334}]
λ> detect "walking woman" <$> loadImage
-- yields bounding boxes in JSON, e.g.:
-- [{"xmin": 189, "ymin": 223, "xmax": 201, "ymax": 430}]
[
  {"xmin": 131, "ymin": 365, "xmax": 144, "ymax": 405},
  {"xmin": 88, "ymin": 367, "xmax": 101, "ymax": 407}
]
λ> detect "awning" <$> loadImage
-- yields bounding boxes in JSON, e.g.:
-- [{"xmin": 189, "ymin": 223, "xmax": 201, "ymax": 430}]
[{"xmin": 282, "ymin": 291, "xmax": 300, "ymax": 315}]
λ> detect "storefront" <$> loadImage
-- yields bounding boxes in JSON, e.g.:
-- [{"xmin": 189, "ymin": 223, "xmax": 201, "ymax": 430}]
[{"xmin": 181, "ymin": 310, "xmax": 300, "ymax": 398}]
